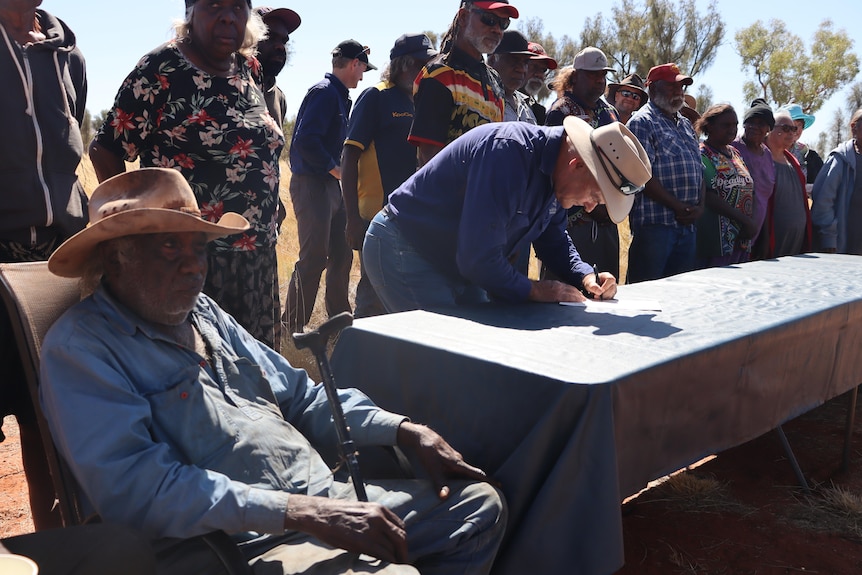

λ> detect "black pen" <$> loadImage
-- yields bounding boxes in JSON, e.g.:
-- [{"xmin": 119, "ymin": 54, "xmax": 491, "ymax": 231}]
[{"xmin": 593, "ymin": 264, "xmax": 601, "ymax": 300}]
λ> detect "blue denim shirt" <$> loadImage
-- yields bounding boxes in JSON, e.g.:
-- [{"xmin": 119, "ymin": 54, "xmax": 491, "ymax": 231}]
[
  {"xmin": 388, "ymin": 122, "xmax": 593, "ymax": 302},
  {"xmin": 39, "ymin": 285, "xmax": 404, "ymax": 539}
]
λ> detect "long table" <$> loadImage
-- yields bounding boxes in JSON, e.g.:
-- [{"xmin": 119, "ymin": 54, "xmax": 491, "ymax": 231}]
[{"xmin": 331, "ymin": 254, "xmax": 862, "ymax": 575}]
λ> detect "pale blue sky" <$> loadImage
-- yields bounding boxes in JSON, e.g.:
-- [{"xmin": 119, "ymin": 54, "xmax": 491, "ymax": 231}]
[{"xmin": 47, "ymin": 0, "xmax": 860, "ymax": 146}]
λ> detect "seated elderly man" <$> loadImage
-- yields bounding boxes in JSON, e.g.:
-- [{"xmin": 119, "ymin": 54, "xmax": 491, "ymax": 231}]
[
  {"xmin": 39, "ymin": 168, "xmax": 506, "ymax": 575},
  {"xmin": 363, "ymin": 118, "xmax": 652, "ymax": 313}
]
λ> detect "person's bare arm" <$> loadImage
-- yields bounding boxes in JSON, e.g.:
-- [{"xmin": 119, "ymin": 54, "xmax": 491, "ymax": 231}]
[
  {"xmin": 704, "ymin": 189, "xmax": 758, "ymax": 239},
  {"xmin": 341, "ymin": 145, "xmax": 366, "ymax": 250},
  {"xmin": 88, "ymin": 141, "xmax": 126, "ymax": 183},
  {"xmin": 417, "ymin": 142, "xmax": 443, "ymax": 167}
]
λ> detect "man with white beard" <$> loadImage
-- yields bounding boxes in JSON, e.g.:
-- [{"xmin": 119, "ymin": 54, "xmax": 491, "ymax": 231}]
[
  {"xmin": 408, "ymin": 0, "xmax": 519, "ymax": 166},
  {"xmin": 626, "ymin": 63, "xmax": 705, "ymax": 282},
  {"xmin": 519, "ymin": 41, "xmax": 557, "ymax": 125}
]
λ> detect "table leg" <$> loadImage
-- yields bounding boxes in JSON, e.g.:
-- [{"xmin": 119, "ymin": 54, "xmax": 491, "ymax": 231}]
[
  {"xmin": 775, "ymin": 426, "xmax": 811, "ymax": 494},
  {"xmin": 842, "ymin": 385, "xmax": 859, "ymax": 472}
]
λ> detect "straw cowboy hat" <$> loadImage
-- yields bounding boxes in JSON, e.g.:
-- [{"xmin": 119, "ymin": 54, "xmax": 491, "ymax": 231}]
[
  {"xmin": 563, "ymin": 116, "xmax": 652, "ymax": 224},
  {"xmin": 49, "ymin": 168, "xmax": 249, "ymax": 278},
  {"xmin": 606, "ymin": 73, "xmax": 648, "ymax": 109}
]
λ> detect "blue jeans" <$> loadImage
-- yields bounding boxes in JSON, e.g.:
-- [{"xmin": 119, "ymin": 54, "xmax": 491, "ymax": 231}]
[
  {"xmin": 363, "ymin": 210, "xmax": 489, "ymax": 313},
  {"xmin": 627, "ymin": 223, "xmax": 697, "ymax": 283}
]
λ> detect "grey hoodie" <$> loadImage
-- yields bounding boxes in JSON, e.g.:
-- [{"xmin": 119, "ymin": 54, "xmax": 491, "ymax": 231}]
[{"xmin": 0, "ymin": 9, "xmax": 87, "ymax": 246}]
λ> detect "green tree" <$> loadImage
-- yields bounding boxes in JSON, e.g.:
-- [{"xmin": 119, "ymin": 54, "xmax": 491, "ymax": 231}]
[
  {"xmin": 81, "ymin": 108, "xmax": 111, "ymax": 152},
  {"xmin": 80, "ymin": 109, "xmax": 93, "ymax": 149},
  {"xmin": 579, "ymin": 0, "xmax": 724, "ymax": 81},
  {"xmin": 846, "ymin": 82, "xmax": 862, "ymax": 117},
  {"xmin": 735, "ymin": 19, "xmax": 859, "ymax": 114},
  {"xmin": 423, "ymin": 30, "xmax": 440, "ymax": 51},
  {"xmin": 693, "ymin": 85, "xmax": 714, "ymax": 114},
  {"xmin": 517, "ymin": 17, "xmax": 579, "ymax": 104}
]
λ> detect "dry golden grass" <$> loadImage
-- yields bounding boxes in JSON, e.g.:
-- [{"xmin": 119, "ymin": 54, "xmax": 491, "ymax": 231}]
[
  {"xmin": 636, "ymin": 470, "xmax": 754, "ymax": 516},
  {"xmin": 786, "ymin": 483, "xmax": 862, "ymax": 539}
]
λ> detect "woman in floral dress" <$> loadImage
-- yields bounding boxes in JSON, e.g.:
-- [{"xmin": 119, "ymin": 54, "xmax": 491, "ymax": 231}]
[
  {"xmin": 89, "ymin": 0, "xmax": 285, "ymax": 349},
  {"xmin": 694, "ymin": 104, "xmax": 757, "ymax": 267}
]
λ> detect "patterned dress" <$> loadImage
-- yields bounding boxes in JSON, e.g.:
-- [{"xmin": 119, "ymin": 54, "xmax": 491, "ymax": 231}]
[
  {"xmin": 698, "ymin": 142, "xmax": 755, "ymax": 264},
  {"xmin": 94, "ymin": 41, "xmax": 285, "ymax": 349}
]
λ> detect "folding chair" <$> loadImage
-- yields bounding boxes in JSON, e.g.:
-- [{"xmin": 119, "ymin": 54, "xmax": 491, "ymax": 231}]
[
  {"xmin": 0, "ymin": 261, "xmax": 251, "ymax": 574},
  {"xmin": 0, "ymin": 261, "xmax": 85, "ymax": 526}
]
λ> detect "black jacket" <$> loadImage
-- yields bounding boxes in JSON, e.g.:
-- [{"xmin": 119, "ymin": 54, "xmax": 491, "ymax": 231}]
[{"xmin": 0, "ymin": 9, "xmax": 88, "ymax": 245}]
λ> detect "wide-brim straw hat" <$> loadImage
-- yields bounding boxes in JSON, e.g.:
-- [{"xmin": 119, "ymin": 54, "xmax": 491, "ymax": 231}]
[
  {"xmin": 49, "ymin": 168, "xmax": 249, "ymax": 278},
  {"xmin": 563, "ymin": 116, "xmax": 652, "ymax": 224}
]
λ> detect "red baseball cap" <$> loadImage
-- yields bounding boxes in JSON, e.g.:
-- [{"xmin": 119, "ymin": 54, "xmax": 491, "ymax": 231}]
[
  {"xmin": 527, "ymin": 42, "xmax": 558, "ymax": 70},
  {"xmin": 465, "ymin": 1, "xmax": 519, "ymax": 18},
  {"xmin": 645, "ymin": 63, "xmax": 693, "ymax": 86},
  {"xmin": 255, "ymin": 7, "xmax": 301, "ymax": 35}
]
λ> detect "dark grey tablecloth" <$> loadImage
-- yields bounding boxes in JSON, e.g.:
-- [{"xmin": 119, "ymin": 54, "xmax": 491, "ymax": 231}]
[{"xmin": 331, "ymin": 254, "xmax": 862, "ymax": 575}]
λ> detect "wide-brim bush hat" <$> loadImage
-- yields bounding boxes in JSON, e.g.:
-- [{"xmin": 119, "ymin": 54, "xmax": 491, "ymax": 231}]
[
  {"xmin": 563, "ymin": 117, "xmax": 652, "ymax": 224},
  {"xmin": 606, "ymin": 73, "xmax": 648, "ymax": 109},
  {"xmin": 49, "ymin": 168, "xmax": 249, "ymax": 278}
]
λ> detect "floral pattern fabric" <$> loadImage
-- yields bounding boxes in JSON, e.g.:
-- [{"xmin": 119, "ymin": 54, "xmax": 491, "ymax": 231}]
[{"xmin": 94, "ymin": 41, "xmax": 285, "ymax": 253}]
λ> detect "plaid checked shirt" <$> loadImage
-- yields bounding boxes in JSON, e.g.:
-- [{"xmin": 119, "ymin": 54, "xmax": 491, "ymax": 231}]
[{"xmin": 627, "ymin": 102, "xmax": 703, "ymax": 227}]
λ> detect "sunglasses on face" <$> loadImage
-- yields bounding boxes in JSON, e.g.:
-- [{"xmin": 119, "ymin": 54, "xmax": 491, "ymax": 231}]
[
  {"xmin": 775, "ymin": 123, "xmax": 799, "ymax": 134},
  {"xmin": 590, "ymin": 133, "xmax": 645, "ymax": 196},
  {"xmin": 470, "ymin": 8, "xmax": 510, "ymax": 30},
  {"xmin": 618, "ymin": 89, "xmax": 642, "ymax": 102}
]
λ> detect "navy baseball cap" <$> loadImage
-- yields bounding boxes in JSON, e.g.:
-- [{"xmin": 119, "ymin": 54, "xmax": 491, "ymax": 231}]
[
  {"xmin": 332, "ymin": 39, "xmax": 378, "ymax": 70},
  {"xmin": 390, "ymin": 34, "xmax": 437, "ymax": 62}
]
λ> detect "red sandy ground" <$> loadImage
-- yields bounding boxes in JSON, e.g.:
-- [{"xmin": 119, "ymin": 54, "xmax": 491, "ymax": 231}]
[{"xmin": 3, "ymin": 396, "xmax": 862, "ymax": 573}]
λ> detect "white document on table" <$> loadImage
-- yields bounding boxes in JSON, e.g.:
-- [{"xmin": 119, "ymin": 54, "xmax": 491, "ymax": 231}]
[{"xmin": 560, "ymin": 298, "xmax": 663, "ymax": 312}]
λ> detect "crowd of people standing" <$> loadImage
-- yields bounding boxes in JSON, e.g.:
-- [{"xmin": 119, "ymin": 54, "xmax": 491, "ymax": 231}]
[{"xmin": 3, "ymin": 0, "xmax": 862, "ymax": 572}]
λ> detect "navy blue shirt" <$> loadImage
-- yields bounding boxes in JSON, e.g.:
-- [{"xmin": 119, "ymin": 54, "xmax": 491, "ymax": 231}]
[
  {"xmin": 388, "ymin": 122, "xmax": 593, "ymax": 301},
  {"xmin": 289, "ymin": 73, "xmax": 351, "ymax": 176}
]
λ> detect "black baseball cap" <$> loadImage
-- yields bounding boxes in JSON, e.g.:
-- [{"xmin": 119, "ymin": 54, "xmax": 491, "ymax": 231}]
[
  {"xmin": 493, "ymin": 30, "xmax": 533, "ymax": 56},
  {"xmin": 332, "ymin": 39, "xmax": 377, "ymax": 70},
  {"xmin": 390, "ymin": 34, "xmax": 437, "ymax": 62}
]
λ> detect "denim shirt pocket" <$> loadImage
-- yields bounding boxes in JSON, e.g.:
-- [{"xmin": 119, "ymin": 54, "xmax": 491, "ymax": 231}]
[
  {"xmin": 222, "ymin": 357, "xmax": 284, "ymax": 422},
  {"xmin": 145, "ymin": 364, "xmax": 238, "ymax": 466}
]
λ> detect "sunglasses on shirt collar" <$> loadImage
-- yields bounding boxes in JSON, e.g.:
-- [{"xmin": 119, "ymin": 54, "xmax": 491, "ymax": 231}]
[
  {"xmin": 469, "ymin": 8, "xmax": 511, "ymax": 30},
  {"xmin": 590, "ymin": 133, "xmax": 645, "ymax": 196}
]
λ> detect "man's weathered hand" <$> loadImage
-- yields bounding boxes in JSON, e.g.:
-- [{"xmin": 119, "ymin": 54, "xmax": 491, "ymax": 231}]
[
  {"xmin": 284, "ymin": 494, "xmax": 409, "ymax": 564},
  {"xmin": 397, "ymin": 422, "xmax": 491, "ymax": 499},
  {"xmin": 528, "ymin": 279, "xmax": 587, "ymax": 303}
]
